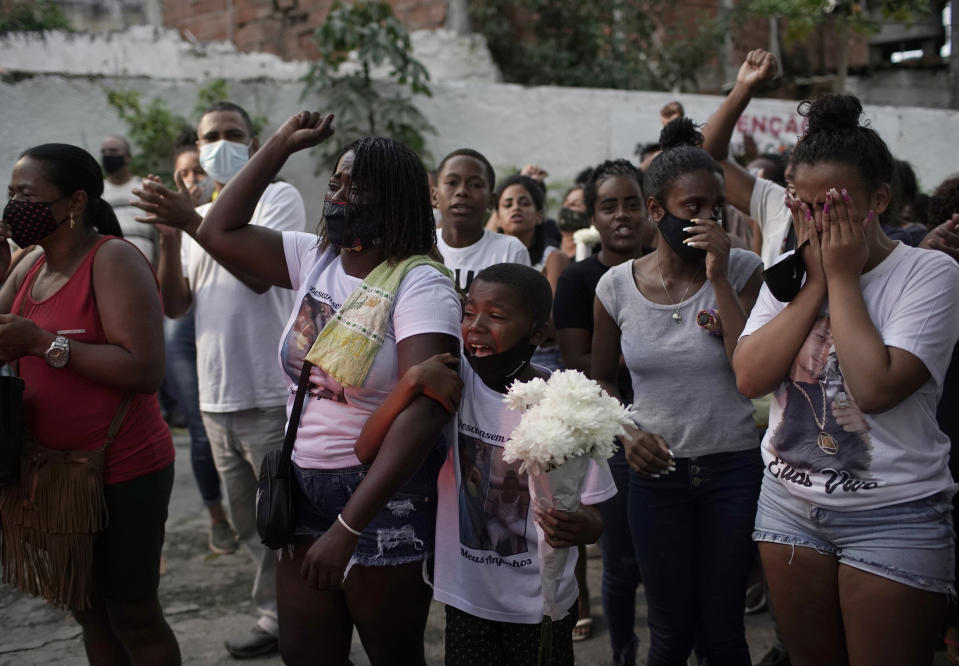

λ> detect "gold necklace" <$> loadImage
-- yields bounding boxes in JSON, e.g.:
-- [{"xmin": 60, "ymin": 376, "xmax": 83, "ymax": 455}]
[
  {"xmin": 791, "ymin": 381, "xmax": 839, "ymax": 455},
  {"xmin": 656, "ymin": 255, "xmax": 701, "ymax": 324}
]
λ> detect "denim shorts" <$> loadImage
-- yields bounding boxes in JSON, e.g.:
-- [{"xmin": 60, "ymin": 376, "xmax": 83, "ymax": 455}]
[
  {"xmin": 754, "ymin": 471, "xmax": 955, "ymax": 595},
  {"xmin": 291, "ymin": 444, "xmax": 443, "ymax": 567}
]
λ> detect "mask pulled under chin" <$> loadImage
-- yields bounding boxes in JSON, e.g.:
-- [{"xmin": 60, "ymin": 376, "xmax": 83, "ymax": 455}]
[
  {"xmin": 657, "ymin": 209, "xmax": 708, "ymax": 263},
  {"xmin": 466, "ymin": 340, "xmax": 536, "ymax": 393},
  {"xmin": 198, "ymin": 139, "xmax": 250, "ymax": 184},
  {"xmin": 3, "ymin": 199, "xmax": 69, "ymax": 247},
  {"xmin": 323, "ymin": 200, "xmax": 380, "ymax": 251},
  {"xmin": 762, "ymin": 239, "xmax": 810, "ymax": 302}
]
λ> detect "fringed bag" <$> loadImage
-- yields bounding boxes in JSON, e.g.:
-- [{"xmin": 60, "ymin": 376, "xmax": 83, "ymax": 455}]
[{"xmin": 0, "ymin": 396, "xmax": 131, "ymax": 610}]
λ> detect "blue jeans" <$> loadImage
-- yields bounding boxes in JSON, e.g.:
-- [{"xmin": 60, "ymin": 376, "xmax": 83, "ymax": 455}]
[
  {"xmin": 598, "ymin": 445, "xmax": 641, "ymax": 665},
  {"xmin": 164, "ymin": 312, "xmax": 221, "ymax": 506},
  {"xmin": 628, "ymin": 448, "xmax": 762, "ymax": 666}
]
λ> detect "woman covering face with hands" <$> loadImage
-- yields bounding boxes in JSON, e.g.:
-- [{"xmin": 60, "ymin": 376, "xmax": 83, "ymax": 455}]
[
  {"xmin": 591, "ymin": 117, "xmax": 764, "ymax": 665},
  {"xmin": 735, "ymin": 95, "xmax": 959, "ymax": 666}
]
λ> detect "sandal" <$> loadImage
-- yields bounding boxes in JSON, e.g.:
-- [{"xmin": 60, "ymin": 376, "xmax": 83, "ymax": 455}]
[{"xmin": 572, "ymin": 617, "xmax": 593, "ymax": 642}]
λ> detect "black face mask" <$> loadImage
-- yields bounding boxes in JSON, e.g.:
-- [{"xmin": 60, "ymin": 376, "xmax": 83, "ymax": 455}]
[
  {"xmin": 101, "ymin": 154, "xmax": 127, "ymax": 175},
  {"xmin": 323, "ymin": 200, "xmax": 380, "ymax": 251},
  {"xmin": 466, "ymin": 339, "xmax": 536, "ymax": 393},
  {"xmin": 557, "ymin": 207, "xmax": 589, "ymax": 232},
  {"xmin": 762, "ymin": 240, "xmax": 810, "ymax": 302},
  {"xmin": 657, "ymin": 209, "xmax": 707, "ymax": 263}
]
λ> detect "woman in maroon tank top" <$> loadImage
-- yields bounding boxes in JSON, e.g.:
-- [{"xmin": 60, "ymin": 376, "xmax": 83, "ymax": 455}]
[{"xmin": 0, "ymin": 144, "xmax": 180, "ymax": 664}]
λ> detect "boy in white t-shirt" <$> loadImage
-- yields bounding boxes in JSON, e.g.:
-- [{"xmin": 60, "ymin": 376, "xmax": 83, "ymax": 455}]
[
  {"xmin": 436, "ymin": 263, "xmax": 614, "ymax": 666},
  {"xmin": 354, "ymin": 264, "xmax": 615, "ymax": 665},
  {"xmin": 434, "ymin": 149, "xmax": 531, "ymax": 297}
]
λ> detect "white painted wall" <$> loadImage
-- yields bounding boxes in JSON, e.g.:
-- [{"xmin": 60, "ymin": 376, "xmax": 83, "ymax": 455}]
[{"xmin": 1, "ymin": 29, "xmax": 958, "ymax": 220}]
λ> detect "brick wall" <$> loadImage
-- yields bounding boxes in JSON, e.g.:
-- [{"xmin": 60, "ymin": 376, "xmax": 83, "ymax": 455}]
[{"xmin": 161, "ymin": 0, "xmax": 446, "ymax": 60}]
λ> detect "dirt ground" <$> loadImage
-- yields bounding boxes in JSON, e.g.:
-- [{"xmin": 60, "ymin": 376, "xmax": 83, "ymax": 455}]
[{"xmin": 3, "ymin": 430, "xmax": 945, "ymax": 665}]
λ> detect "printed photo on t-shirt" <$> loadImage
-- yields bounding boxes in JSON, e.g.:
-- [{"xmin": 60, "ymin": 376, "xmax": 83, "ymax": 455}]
[
  {"xmin": 458, "ymin": 435, "xmax": 530, "ymax": 556},
  {"xmin": 280, "ymin": 292, "xmax": 347, "ymax": 404},
  {"xmin": 768, "ymin": 315, "xmax": 874, "ymax": 484}
]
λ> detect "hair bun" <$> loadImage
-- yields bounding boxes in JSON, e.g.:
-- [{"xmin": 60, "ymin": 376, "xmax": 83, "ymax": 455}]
[
  {"xmin": 658, "ymin": 117, "xmax": 704, "ymax": 150},
  {"xmin": 800, "ymin": 94, "xmax": 863, "ymax": 133}
]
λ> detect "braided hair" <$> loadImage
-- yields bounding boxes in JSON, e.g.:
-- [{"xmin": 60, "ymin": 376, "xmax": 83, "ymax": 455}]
[
  {"xmin": 321, "ymin": 137, "xmax": 436, "ymax": 264},
  {"xmin": 584, "ymin": 159, "xmax": 643, "ymax": 218},
  {"xmin": 21, "ymin": 143, "xmax": 122, "ymax": 237},
  {"xmin": 643, "ymin": 118, "xmax": 722, "ymax": 203}
]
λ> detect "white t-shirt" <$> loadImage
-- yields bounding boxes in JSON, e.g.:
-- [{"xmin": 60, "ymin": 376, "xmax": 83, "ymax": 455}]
[
  {"xmin": 279, "ymin": 233, "xmax": 462, "ymax": 469},
  {"xmin": 102, "ymin": 176, "xmax": 157, "ymax": 263},
  {"xmin": 434, "ymin": 361, "xmax": 616, "ymax": 625},
  {"xmin": 533, "ymin": 244, "xmax": 560, "ymax": 273},
  {"xmin": 740, "ymin": 242, "xmax": 959, "ymax": 510},
  {"xmin": 183, "ymin": 181, "xmax": 305, "ymax": 412},
  {"xmin": 437, "ymin": 229, "xmax": 531, "ymax": 296},
  {"xmin": 750, "ymin": 177, "xmax": 792, "ymax": 268}
]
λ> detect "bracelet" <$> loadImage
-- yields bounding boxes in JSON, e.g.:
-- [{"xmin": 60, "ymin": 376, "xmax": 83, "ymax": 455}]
[{"xmin": 337, "ymin": 513, "xmax": 362, "ymax": 537}]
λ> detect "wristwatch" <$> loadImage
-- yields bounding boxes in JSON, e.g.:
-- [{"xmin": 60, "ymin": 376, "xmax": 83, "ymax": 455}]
[{"xmin": 44, "ymin": 335, "xmax": 70, "ymax": 368}]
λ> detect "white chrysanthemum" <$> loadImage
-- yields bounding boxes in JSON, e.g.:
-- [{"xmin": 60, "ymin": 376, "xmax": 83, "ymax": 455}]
[
  {"xmin": 572, "ymin": 226, "xmax": 600, "ymax": 246},
  {"xmin": 503, "ymin": 370, "xmax": 634, "ymax": 472},
  {"xmin": 503, "ymin": 376, "xmax": 548, "ymax": 411}
]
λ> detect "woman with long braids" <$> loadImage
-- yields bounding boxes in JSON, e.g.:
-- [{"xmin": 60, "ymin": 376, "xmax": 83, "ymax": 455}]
[
  {"xmin": 196, "ymin": 111, "xmax": 461, "ymax": 665},
  {"xmin": 592, "ymin": 118, "xmax": 764, "ymax": 665},
  {"xmin": 735, "ymin": 95, "xmax": 959, "ymax": 666},
  {"xmin": 0, "ymin": 144, "xmax": 179, "ymax": 664}
]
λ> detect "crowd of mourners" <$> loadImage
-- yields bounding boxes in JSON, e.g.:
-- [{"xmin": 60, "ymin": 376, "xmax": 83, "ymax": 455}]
[{"xmin": 2, "ymin": 47, "xmax": 959, "ymax": 666}]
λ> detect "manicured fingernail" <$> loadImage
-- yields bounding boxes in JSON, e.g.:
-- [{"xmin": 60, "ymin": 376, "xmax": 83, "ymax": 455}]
[
  {"xmin": 823, "ymin": 201, "xmax": 830, "ymax": 215},
  {"xmin": 650, "ymin": 474, "xmax": 661, "ymax": 479},
  {"xmin": 668, "ymin": 448, "xmax": 676, "ymax": 457},
  {"xmin": 804, "ymin": 206, "xmax": 812, "ymax": 221},
  {"xmin": 667, "ymin": 465, "xmax": 677, "ymax": 473},
  {"xmin": 683, "ymin": 227, "xmax": 695, "ymax": 232},
  {"xmin": 841, "ymin": 188, "xmax": 850, "ymax": 202}
]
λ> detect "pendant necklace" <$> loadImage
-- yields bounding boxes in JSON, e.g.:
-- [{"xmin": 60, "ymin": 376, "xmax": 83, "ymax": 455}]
[
  {"xmin": 657, "ymin": 256, "xmax": 701, "ymax": 324},
  {"xmin": 792, "ymin": 381, "xmax": 840, "ymax": 455}
]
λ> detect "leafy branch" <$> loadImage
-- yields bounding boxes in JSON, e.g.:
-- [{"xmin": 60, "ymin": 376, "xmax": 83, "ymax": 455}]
[{"xmin": 303, "ymin": 0, "xmax": 435, "ymax": 172}]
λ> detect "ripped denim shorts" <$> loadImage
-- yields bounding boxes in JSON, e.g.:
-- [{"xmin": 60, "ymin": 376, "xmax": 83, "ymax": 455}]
[
  {"xmin": 291, "ymin": 445, "xmax": 443, "ymax": 567},
  {"xmin": 754, "ymin": 470, "xmax": 955, "ymax": 595}
]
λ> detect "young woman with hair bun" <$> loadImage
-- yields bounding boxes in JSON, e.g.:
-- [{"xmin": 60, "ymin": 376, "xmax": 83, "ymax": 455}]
[
  {"xmin": 735, "ymin": 94, "xmax": 959, "ymax": 665},
  {"xmin": 592, "ymin": 118, "xmax": 764, "ymax": 665}
]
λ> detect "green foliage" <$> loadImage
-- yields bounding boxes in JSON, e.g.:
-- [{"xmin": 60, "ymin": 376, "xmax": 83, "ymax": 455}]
[
  {"xmin": 469, "ymin": 0, "xmax": 726, "ymax": 91},
  {"xmin": 741, "ymin": 0, "xmax": 931, "ymax": 43},
  {"xmin": 0, "ymin": 1, "xmax": 70, "ymax": 33},
  {"xmin": 303, "ymin": 0, "xmax": 435, "ymax": 172},
  {"xmin": 106, "ymin": 79, "xmax": 263, "ymax": 184}
]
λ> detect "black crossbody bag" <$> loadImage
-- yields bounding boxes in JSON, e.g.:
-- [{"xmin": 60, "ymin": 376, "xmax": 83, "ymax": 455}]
[{"xmin": 256, "ymin": 359, "xmax": 312, "ymax": 550}]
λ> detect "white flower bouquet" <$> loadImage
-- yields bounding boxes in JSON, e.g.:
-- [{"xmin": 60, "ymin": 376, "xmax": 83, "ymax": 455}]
[
  {"xmin": 503, "ymin": 370, "xmax": 634, "ymax": 621},
  {"xmin": 572, "ymin": 226, "xmax": 600, "ymax": 261}
]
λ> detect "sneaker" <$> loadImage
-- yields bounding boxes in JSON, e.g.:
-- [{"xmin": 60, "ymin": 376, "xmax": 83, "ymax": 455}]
[
  {"xmin": 209, "ymin": 519, "xmax": 239, "ymax": 555},
  {"xmin": 224, "ymin": 626, "xmax": 278, "ymax": 659}
]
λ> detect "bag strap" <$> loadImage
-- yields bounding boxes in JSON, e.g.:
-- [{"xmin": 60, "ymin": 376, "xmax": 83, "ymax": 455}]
[
  {"xmin": 11, "ymin": 263, "xmax": 36, "ymax": 378},
  {"xmin": 104, "ymin": 395, "xmax": 134, "ymax": 447},
  {"xmin": 278, "ymin": 360, "xmax": 314, "ymax": 472}
]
